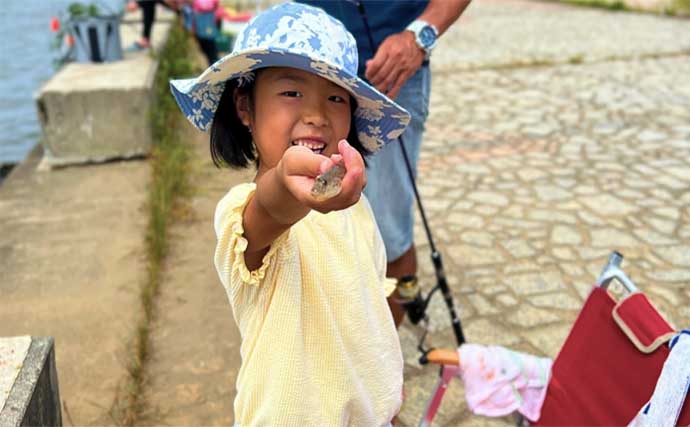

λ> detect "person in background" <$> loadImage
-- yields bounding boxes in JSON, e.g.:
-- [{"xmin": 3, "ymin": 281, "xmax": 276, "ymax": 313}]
[
  {"xmin": 187, "ymin": 0, "xmax": 221, "ymax": 65},
  {"xmin": 127, "ymin": 0, "xmax": 221, "ymax": 65},
  {"xmin": 126, "ymin": 0, "xmax": 179, "ymax": 51},
  {"xmin": 298, "ymin": 0, "xmax": 472, "ymax": 326}
]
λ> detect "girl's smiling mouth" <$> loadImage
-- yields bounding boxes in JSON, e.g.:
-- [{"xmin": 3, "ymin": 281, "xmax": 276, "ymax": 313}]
[{"xmin": 292, "ymin": 138, "xmax": 327, "ymax": 155}]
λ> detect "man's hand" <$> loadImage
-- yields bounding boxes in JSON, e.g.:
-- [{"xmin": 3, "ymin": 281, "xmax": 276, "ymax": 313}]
[{"xmin": 364, "ymin": 31, "xmax": 425, "ymax": 99}]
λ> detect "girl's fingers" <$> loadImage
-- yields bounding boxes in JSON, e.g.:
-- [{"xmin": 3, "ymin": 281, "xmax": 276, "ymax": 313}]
[
  {"xmin": 338, "ymin": 140, "xmax": 364, "ymax": 170},
  {"xmin": 284, "ymin": 142, "xmax": 366, "ymax": 211},
  {"xmin": 337, "ymin": 140, "xmax": 365, "ymax": 197},
  {"xmin": 284, "ymin": 145, "xmax": 328, "ymax": 178},
  {"xmin": 320, "ymin": 158, "xmax": 333, "ymax": 174},
  {"xmin": 343, "ymin": 167, "xmax": 363, "ymax": 191},
  {"xmin": 319, "ymin": 154, "xmax": 343, "ymax": 174},
  {"xmin": 338, "ymin": 139, "xmax": 351, "ymax": 156}
]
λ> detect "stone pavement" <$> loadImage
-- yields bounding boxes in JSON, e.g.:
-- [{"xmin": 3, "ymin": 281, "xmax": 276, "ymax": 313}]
[
  {"xmin": 432, "ymin": 0, "xmax": 690, "ymax": 72},
  {"xmin": 396, "ymin": 1, "xmax": 690, "ymax": 425},
  {"xmin": 2, "ymin": 0, "xmax": 687, "ymax": 425},
  {"xmin": 141, "ymin": 1, "xmax": 690, "ymax": 425}
]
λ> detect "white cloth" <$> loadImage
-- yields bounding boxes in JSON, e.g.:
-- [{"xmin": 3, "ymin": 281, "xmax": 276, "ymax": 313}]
[
  {"xmin": 628, "ymin": 330, "xmax": 690, "ymax": 427},
  {"xmin": 458, "ymin": 343, "xmax": 552, "ymax": 421}
]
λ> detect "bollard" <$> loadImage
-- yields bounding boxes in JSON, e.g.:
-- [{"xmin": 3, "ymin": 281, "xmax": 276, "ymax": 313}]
[{"xmin": 0, "ymin": 337, "xmax": 62, "ymax": 427}]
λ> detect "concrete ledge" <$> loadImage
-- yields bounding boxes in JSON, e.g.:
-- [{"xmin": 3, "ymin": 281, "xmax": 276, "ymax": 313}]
[
  {"xmin": 35, "ymin": 6, "xmax": 176, "ymax": 168},
  {"xmin": 0, "ymin": 337, "xmax": 61, "ymax": 427},
  {"xmin": 0, "ymin": 141, "xmax": 150, "ymax": 424}
]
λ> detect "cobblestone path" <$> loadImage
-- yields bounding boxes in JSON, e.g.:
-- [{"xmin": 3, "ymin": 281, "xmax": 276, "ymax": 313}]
[{"xmin": 397, "ymin": 1, "xmax": 690, "ymax": 425}]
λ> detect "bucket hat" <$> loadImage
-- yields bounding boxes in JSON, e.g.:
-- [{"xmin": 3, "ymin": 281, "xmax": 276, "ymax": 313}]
[{"xmin": 170, "ymin": 2, "xmax": 410, "ymax": 152}]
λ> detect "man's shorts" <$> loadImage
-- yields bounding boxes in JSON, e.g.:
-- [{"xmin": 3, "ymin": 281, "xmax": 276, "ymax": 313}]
[{"xmin": 363, "ymin": 66, "xmax": 431, "ymax": 262}]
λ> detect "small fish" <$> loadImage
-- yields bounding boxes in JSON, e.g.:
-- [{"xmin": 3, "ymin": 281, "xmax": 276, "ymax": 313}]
[{"xmin": 311, "ymin": 161, "xmax": 346, "ymax": 201}]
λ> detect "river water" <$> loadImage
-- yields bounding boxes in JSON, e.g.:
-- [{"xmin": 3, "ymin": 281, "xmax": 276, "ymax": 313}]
[
  {"xmin": 0, "ymin": 0, "xmax": 79, "ymax": 164},
  {"xmin": 0, "ymin": 0, "xmax": 124, "ymax": 165}
]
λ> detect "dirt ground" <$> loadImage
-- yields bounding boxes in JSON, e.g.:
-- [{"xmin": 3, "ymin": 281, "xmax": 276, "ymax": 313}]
[
  {"xmin": 140, "ymin": 121, "xmax": 253, "ymax": 425},
  {"xmin": 0, "ymin": 148, "xmax": 150, "ymax": 426}
]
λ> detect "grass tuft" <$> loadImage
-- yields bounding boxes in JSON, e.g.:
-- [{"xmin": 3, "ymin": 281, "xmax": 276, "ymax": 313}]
[
  {"xmin": 544, "ymin": 0, "xmax": 690, "ymax": 14},
  {"xmin": 544, "ymin": 0, "xmax": 629, "ymax": 10},
  {"xmin": 671, "ymin": 0, "xmax": 690, "ymax": 13},
  {"xmin": 110, "ymin": 21, "xmax": 194, "ymax": 426}
]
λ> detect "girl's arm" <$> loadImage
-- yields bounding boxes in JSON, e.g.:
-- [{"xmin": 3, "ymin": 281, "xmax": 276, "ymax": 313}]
[
  {"xmin": 242, "ymin": 141, "xmax": 365, "ymax": 270},
  {"xmin": 241, "ymin": 155, "xmax": 312, "ymax": 269}
]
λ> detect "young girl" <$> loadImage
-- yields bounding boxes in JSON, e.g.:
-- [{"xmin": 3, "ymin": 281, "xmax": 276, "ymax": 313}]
[{"xmin": 170, "ymin": 3, "xmax": 410, "ymax": 425}]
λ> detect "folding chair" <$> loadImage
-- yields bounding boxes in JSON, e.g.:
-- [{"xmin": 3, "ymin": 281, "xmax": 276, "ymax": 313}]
[
  {"xmin": 534, "ymin": 251, "xmax": 690, "ymax": 425},
  {"xmin": 421, "ymin": 252, "xmax": 690, "ymax": 426}
]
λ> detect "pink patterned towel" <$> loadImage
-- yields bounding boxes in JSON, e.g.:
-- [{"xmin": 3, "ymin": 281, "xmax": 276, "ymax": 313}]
[{"xmin": 459, "ymin": 343, "xmax": 552, "ymax": 421}]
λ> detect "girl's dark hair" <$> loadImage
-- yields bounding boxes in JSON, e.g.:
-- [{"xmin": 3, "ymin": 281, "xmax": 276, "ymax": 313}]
[
  {"xmin": 210, "ymin": 75, "xmax": 371, "ymax": 169},
  {"xmin": 210, "ymin": 78, "xmax": 256, "ymax": 169}
]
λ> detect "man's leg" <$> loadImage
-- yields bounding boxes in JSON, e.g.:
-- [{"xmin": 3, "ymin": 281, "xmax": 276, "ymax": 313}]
[
  {"xmin": 386, "ymin": 246, "xmax": 417, "ymax": 326},
  {"xmin": 363, "ymin": 66, "xmax": 431, "ymax": 327},
  {"xmin": 387, "ymin": 245, "xmax": 418, "ymax": 279}
]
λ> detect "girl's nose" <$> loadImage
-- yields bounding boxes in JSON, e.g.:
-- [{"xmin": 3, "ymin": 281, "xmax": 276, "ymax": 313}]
[{"xmin": 301, "ymin": 102, "xmax": 329, "ymax": 127}]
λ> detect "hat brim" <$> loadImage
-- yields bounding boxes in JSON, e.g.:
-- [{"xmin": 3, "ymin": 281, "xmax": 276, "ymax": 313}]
[{"xmin": 170, "ymin": 48, "xmax": 410, "ymax": 152}]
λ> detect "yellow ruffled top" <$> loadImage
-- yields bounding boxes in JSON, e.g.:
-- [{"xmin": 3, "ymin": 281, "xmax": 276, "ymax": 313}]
[{"xmin": 213, "ymin": 183, "xmax": 402, "ymax": 426}]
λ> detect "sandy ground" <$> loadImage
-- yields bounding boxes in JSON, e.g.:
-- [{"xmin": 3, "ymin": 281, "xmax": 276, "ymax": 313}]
[{"xmin": 140, "ymin": 111, "xmax": 253, "ymax": 425}]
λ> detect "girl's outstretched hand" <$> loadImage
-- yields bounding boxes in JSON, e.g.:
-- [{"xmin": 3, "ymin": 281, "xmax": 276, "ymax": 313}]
[
  {"xmin": 245, "ymin": 140, "xmax": 366, "ymax": 257},
  {"xmin": 279, "ymin": 140, "xmax": 366, "ymax": 214}
]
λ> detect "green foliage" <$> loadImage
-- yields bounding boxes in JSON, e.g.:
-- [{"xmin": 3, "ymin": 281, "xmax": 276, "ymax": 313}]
[
  {"xmin": 568, "ymin": 55, "xmax": 584, "ymax": 64},
  {"xmin": 546, "ymin": 0, "xmax": 690, "ymax": 14},
  {"xmin": 672, "ymin": 0, "xmax": 690, "ymax": 12},
  {"xmin": 608, "ymin": 1, "xmax": 626, "ymax": 10},
  {"xmin": 51, "ymin": 1, "xmax": 121, "ymax": 68},
  {"xmin": 543, "ymin": 0, "xmax": 629, "ymax": 11},
  {"xmin": 67, "ymin": 2, "xmax": 101, "ymax": 18}
]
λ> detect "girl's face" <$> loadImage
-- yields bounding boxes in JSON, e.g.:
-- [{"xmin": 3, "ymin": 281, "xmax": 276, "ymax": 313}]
[{"xmin": 235, "ymin": 67, "xmax": 353, "ymax": 175}]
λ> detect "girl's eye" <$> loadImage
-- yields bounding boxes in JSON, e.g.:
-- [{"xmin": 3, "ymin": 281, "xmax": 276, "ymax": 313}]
[
  {"xmin": 281, "ymin": 91, "xmax": 302, "ymax": 97},
  {"xmin": 329, "ymin": 95, "xmax": 347, "ymax": 103}
]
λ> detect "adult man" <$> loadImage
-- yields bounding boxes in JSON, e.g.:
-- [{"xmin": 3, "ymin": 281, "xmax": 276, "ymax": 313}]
[{"xmin": 298, "ymin": 0, "xmax": 472, "ymax": 325}]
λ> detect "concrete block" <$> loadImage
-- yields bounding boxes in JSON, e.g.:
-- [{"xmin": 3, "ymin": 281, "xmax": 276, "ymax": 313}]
[
  {"xmin": 35, "ymin": 12, "xmax": 173, "ymax": 167},
  {"xmin": 35, "ymin": 58, "xmax": 156, "ymax": 166},
  {"xmin": 0, "ymin": 337, "xmax": 61, "ymax": 427}
]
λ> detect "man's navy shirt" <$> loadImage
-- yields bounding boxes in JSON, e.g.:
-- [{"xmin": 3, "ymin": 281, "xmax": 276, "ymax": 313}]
[{"xmin": 298, "ymin": 1, "xmax": 428, "ymax": 76}]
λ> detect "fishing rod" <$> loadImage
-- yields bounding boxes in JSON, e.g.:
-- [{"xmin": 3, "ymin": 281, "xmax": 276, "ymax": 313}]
[{"xmin": 348, "ymin": 0, "xmax": 465, "ymax": 354}]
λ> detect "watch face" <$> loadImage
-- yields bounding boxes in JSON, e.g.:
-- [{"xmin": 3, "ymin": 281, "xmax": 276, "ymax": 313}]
[{"xmin": 419, "ymin": 26, "xmax": 436, "ymax": 48}]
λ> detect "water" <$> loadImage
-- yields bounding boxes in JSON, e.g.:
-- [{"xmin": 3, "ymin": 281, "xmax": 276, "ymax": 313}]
[
  {"xmin": 0, "ymin": 0, "xmax": 79, "ymax": 164},
  {"xmin": 0, "ymin": 0, "xmax": 263, "ymax": 166},
  {"xmin": 0, "ymin": 0, "xmax": 124, "ymax": 165}
]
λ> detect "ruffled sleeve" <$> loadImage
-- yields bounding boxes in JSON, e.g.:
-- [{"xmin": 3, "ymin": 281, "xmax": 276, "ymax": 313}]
[{"xmin": 213, "ymin": 183, "xmax": 287, "ymax": 290}]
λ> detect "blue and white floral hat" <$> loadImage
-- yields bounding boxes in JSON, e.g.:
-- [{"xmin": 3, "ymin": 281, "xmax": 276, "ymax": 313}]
[{"xmin": 170, "ymin": 2, "xmax": 410, "ymax": 152}]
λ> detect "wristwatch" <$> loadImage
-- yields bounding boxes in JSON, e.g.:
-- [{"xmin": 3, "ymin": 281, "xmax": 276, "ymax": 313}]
[{"xmin": 406, "ymin": 20, "xmax": 438, "ymax": 59}]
